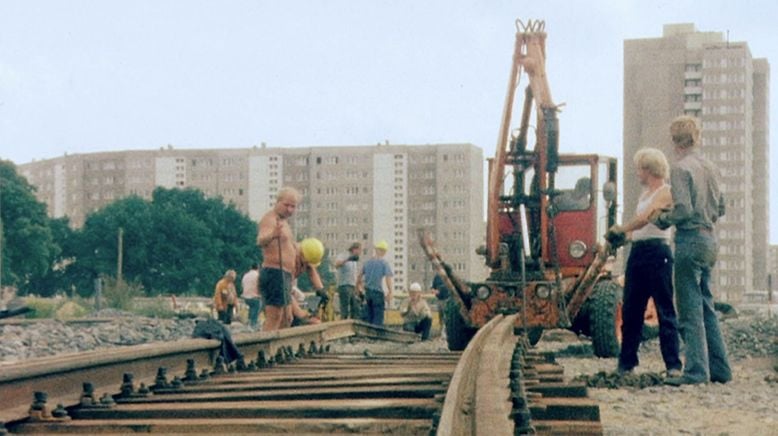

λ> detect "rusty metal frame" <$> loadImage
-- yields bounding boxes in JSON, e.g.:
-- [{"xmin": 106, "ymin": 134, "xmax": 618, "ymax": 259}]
[{"xmin": 486, "ymin": 19, "xmax": 558, "ymax": 268}]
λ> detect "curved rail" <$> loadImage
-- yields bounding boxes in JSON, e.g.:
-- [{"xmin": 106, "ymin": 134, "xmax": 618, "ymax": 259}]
[
  {"xmin": 0, "ymin": 320, "xmax": 417, "ymax": 425},
  {"xmin": 437, "ymin": 314, "xmax": 518, "ymax": 435}
]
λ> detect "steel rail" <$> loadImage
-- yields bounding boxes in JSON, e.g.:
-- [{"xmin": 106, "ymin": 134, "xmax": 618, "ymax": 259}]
[
  {"xmin": 437, "ymin": 314, "xmax": 518, "ymax": 436},
  {"xmin": 0, "ymin": 319, "xmax": 416, "ymax": 425}
]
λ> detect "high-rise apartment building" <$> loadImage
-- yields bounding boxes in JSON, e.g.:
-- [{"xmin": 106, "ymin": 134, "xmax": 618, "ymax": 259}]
[
  {"xmin": 19, "ymin": 143, "xmax": 486, "ymax": 292},
  {"xmin": 624, "ymin": 23, "xmax": 770, "ymax": 302}
]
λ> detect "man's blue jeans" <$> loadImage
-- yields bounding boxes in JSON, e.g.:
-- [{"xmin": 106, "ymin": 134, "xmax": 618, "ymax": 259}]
[
  {"xmin": 244, "ymin": 298, "xmax": 262, "ymax": 330},
  {"xmin": 674, "ymin": 230, "xmax": 732, "ymax": 383},
  {"xmin": 363, "ymin": 289, "xmax": 386, "ymax": 326}
]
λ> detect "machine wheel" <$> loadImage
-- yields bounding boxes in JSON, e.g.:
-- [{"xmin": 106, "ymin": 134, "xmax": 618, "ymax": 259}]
[
  {"xmin": 588, "ymin": 280, "xmax": 622, "ymax": 358},
  {"xmin": 444, "ymin": 299, "xmax": 477, "ymax": 351}
]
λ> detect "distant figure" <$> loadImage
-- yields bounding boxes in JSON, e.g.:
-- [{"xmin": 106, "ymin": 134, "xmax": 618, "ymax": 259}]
[
  {"xmin": 431, "ymin": 273, "xmax": 451, "ymax": 333},
  {"xmin": 555, "ymin": 177, "xmax": 591, "ymax": 211},
  {"xmin": 334, "ymin": 242, "xmax": 362, "ymax": 320},
  {"xmin": 257, "ymin": 187, "xmax": 301, "ymax": 331},
  {"xmin": 401, "ymin": 282, "xmax": 432, "ymax": 340},
  {"xmin": 287, "ymin": 238, "xmax": 326, "ymax": 328},
  {"xmin": 213, "ymin": 269, "xmax": 238, "ymax": 324},
  {"xmin": 651, "ymin": 115, "xmax": 732, "ymax": 386},
  {"xmin": 241, "ymin": 264, "xmax": 261, "ymax": 330},
  {"xmin": 357, "ymin": 240, "xmax": 394, "ymax": 326}
]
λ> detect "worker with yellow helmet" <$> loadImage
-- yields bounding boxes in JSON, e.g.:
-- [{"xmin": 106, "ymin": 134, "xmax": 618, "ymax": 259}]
[
  {"xmin": 287, "ymin": 237, "xmax": 328, "ymax": 328},
  {"xmin": 356, "ymin": 240, "xmax": 394, "ymax": 326}
]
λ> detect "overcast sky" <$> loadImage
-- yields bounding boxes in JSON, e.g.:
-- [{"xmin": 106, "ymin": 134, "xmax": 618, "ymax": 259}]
[{"xmin": 1, "ymin": 1, "xmax": 776, "ymax": 241}]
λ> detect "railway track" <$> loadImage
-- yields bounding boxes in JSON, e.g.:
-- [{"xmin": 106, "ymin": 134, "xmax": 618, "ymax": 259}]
[{"xmin": 1, "ymin": 317, "xmax": 602, "ymax": 434}]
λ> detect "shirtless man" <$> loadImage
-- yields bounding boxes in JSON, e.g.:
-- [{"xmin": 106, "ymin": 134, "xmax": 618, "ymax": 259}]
[{"xmin": 257, "ymin": 187, "xmax": 301, "ymax": 331}]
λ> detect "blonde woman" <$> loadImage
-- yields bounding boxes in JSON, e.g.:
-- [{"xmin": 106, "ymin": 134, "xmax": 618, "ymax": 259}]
[{"xmin": 606, "ymin": 147, "xmax": 681, "ymax": 377}]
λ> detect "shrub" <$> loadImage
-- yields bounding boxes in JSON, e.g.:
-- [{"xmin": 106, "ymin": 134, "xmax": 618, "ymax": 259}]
[
  {"xmin": 100, "ymin": 276, "xmax": 144, "ymax": 311},
  {"xmin": 131, "ymin": 297, "xmax": 176, "ymax": 319},
  {"xmin": 24, "ymin": 296, "xmax": 60, "ymax": 319}
]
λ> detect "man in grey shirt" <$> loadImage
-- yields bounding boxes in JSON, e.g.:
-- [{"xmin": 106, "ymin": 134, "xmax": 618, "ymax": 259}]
[
  {"xmin": 334, "ymin": 242, "xmax": 362, "ymax": 319},
  {"xmin": 651, "ymin": 115, "xmax": 732, "ymax": 386}
]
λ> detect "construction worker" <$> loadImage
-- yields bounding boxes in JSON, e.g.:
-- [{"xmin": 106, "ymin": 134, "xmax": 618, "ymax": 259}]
[
  {"xmin": 334, "ymin": 242, "xmax": 362, "ymax": 319},
  {"xmin": 257, "ymin": 187, "xmax": 300, "ymax": 331},
  {"xmin": 286, "ymin": 238, "xmax": 326, "ymax": 328},
  {"xmin": 357, "ymin": 240, "xmax": 393, "ymax": 326},
  {"xmin": 401, "ymin": 282, "xmax": 432, "ymax": 340},
  {"xmin": 213, "ymin": 269, "xmax": 238, "ymax": 324},
  {"xmin": 650, "ymin": 115, "xmax": 732, "ymax": 386}
]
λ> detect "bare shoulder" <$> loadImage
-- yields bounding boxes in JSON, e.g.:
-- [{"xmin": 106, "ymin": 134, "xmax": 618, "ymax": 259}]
[
  {"xmin": 653, "ymin": 185, "xmax": 672, "ymax": 204},
  {"xmin": 259, "ymin": 210, "xmax": 277, "ymax": 226}
]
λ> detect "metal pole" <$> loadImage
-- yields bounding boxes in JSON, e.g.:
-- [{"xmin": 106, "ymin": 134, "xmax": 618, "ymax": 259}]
[
  {"xmin": 94, "ymin": 277, "xmax": 102, "ymax": 312},
  {"xmin": 117, "ymin": 227, "xmax": 124, "ymax": 284}
]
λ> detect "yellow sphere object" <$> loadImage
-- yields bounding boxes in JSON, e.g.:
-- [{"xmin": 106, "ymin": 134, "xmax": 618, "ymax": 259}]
[
  {"xmin": 300, "ymin": 238, "xmax": 325, "ymax": 267},
  {"xmin": 374, "ymin": 240, "xmax": 389, "ymax": 251}
]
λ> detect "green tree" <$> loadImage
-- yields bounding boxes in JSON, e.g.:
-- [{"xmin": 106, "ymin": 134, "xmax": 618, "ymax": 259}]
[
  {"xmin": 0, "ymin": 160, "xmax": 58, "ymax": 294},
  {"xmin": 61, "ymin": 187, "xmax": 261, "ymax": 296},
  {"xmin": 25, "ymin": 217, "xmax": 74, "ymax": 297},
  {"xmin": 65, "ymin": 195, "xmax": 154, "ymax": 295}
]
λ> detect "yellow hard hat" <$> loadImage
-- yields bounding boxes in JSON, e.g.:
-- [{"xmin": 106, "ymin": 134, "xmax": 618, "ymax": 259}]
[
  {"xmin": 300, "ymin": 238, "xmax": 325, "ymax": 267},
  {"xmin": 374, "ymin": 240, "xmax": 389, "ymax": 251}
]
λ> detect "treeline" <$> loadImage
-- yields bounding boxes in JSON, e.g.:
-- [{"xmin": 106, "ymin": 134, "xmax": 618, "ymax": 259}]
[{"xmin": 0, "ymin": 159, "xmax": 331, "ymax": 297}]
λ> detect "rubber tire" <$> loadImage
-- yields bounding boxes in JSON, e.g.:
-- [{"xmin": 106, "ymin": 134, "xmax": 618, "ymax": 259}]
[
  {"xmin": 588, "ymin": 280, "xmax": 622, "ymax": 358},
  {"xmin": 444, "ymin": 299, "xmax": 477, "ymax": 351}
]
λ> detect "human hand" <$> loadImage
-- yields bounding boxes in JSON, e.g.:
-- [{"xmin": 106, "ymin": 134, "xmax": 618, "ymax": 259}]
[
  {"xmin": 605, "ymin": 225, "xmax": 627, "ymax": 248},
  {"xmin": 273, "ymin": 221, "xmax": 283, "ymax": 239},
  {"xmin": 648, "ymin": 208, "xmax": 669, "ymax": 226}
]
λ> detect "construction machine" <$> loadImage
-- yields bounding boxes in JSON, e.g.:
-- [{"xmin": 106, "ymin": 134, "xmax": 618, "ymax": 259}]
[{"xmin": 420, "ymin": 19, "xmax": 641, "ymax": 357}]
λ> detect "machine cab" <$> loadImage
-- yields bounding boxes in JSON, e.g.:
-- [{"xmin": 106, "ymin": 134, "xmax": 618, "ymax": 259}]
[{"xmin": 550, "ymin": 154, "xmax": 617, "ymax": 271}]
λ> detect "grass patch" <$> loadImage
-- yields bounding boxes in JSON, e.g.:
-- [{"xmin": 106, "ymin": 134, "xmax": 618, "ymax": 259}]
[
  {"xmin": 24, "ymin": 296, "xmax": 60, "ymax": 319},
  {"xmin": 101, "ymin": 276, "xmax": 144, "ymax": 311},
  {"xmin": 131, "ymin": 297, "xmax": 177, "ymax": 319}
]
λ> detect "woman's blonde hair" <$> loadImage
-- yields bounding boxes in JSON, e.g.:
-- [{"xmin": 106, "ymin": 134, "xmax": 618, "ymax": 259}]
[{"xmin": 634, "ymin": 147, "xmax": 670, "ymax": 180}]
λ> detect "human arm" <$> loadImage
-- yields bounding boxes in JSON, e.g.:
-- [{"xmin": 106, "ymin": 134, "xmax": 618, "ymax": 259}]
[
  {"xmin": 257, "ymin": 214, "xmax": 282, "ymax": 248},
  {"xmin": 385, "ymin": 276, "xmax": 394, "ymax": 304},
  {"xmin": 307, "ymin": 263, "xmax": 324, "ymax": 290},
  {"xmin": 652, "ymin": 168, "xmax": 693, "ymax": 230},
  {"xmin": 356, "ymin": 267, "xmax": 364, "ymax": 295},
  {"xmin": 421, "ymin": 301, "xmax": 432, "ymax": 319}
]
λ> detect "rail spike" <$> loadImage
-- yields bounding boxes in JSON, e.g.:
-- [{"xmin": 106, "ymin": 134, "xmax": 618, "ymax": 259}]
[
  {"xmin": 151, "ymin": 367, "xmax": 169, "ymax": 391},
  {"xmin": 28, "ymin": 391, "xmax": 50, "ymax": 421},
  {"xmin": 184, "ymin": 359, "xmax": 198, "ymax": 382},
  {"xmin": 119, "ymin": 373, "xmax": 135, "ymax": 398},
  {"xmin": 213, "ymin": 356, "xmax": 227, "ymax": 375},
  {"xmin": 80, "ymin": 383, "xmax": 96, "ymax": 407}
]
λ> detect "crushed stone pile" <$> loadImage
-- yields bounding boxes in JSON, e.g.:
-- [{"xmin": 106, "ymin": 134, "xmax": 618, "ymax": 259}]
[
  {"xmin": 0, "ymin": 316, "xmax": 256, "ymax": 363},
  {"xmin": 720, "ymin": 315, "xmax": 778, "ymax": 360}
]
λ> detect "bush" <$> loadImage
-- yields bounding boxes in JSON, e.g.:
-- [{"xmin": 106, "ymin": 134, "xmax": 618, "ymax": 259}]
[
  {"xmin": 131, "ymin": 297, "xmax": 176, "ymax": 319},
  {"xmin": 100, "ymin": 276, "xmax": 144, "ymax": 311},
  {"xmin": 55, "ymin": 301, "xmax": 89, "ymax": 319},
  {"xmin": 24, "ymin": 296, "xmax": 60, "ymax": 319}
]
